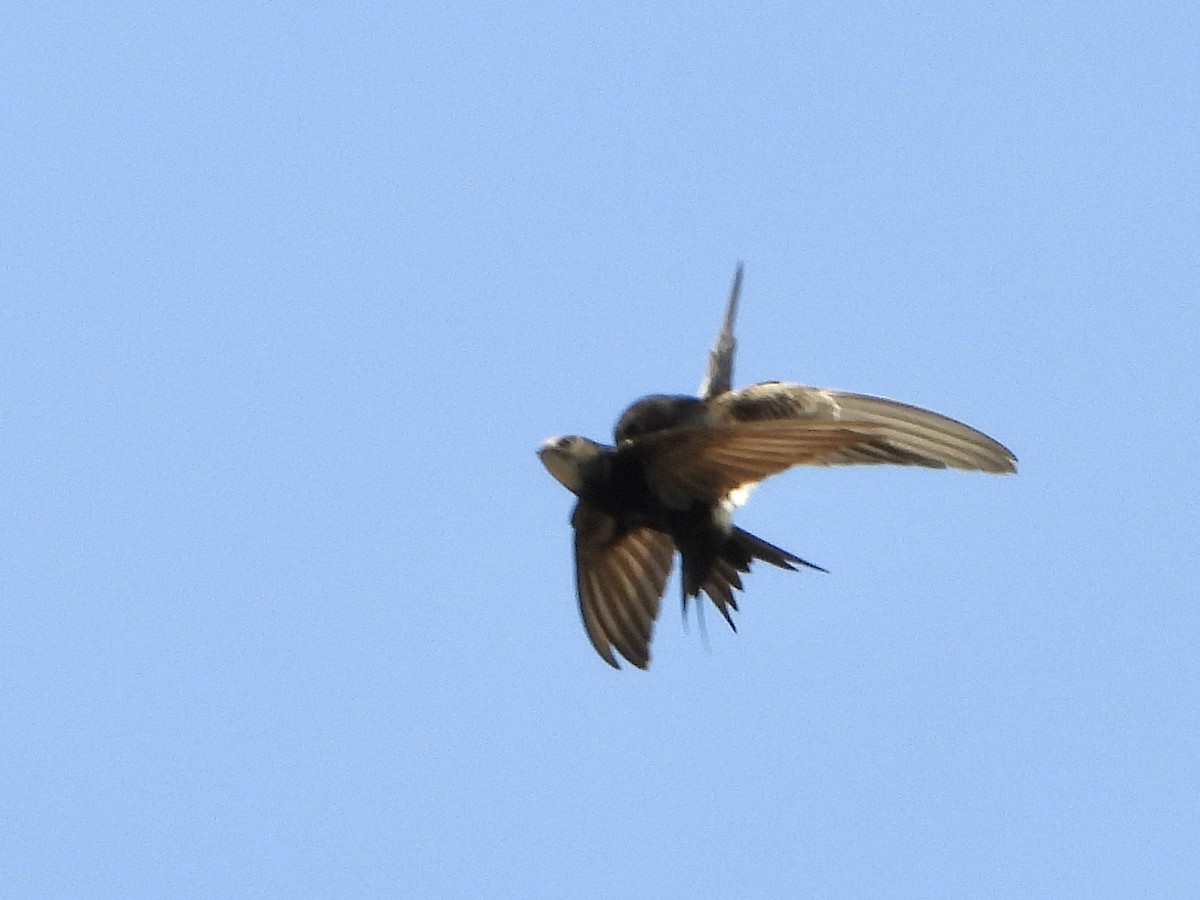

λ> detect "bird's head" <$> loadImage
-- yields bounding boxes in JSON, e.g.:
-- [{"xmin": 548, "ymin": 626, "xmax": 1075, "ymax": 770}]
[{"xmin": 538, "ymin": 435, "xmax": 609, "ymax": 495}]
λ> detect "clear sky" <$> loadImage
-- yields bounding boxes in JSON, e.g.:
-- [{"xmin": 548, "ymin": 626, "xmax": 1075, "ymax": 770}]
[{"xmin": 3, "ymin": 4, "xmax": 1197, "ymax": 898}]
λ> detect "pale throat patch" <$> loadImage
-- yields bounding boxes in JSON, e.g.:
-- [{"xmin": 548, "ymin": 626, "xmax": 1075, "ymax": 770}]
[{"xmin": 539, "ymin": 446, "xmax": 584, "ymax": 494}]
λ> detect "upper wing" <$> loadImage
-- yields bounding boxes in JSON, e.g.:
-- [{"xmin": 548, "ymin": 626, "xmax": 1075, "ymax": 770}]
[
  {"xmin": 716, "ymin": 383, "xmax": 1017, "ymax": 471},
  {"xmin": 571, "ymin": 502, "xmax": 675, "ymax": 670},
  {"xmin": 697, "ymin": 263, "xmax": 743, "ymax": 400},
  {"xmin": 634, "ymin": 382, "xmax": 1017, "ymax": 506}
]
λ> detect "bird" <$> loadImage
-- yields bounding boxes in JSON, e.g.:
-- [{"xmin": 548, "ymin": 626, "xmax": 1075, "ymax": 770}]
[{"xmin": 538, "ymin": 265, "xmax": 1016, "ymax": 669}]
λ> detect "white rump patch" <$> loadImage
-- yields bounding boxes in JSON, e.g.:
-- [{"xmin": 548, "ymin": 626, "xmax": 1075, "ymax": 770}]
[{"xmin": 726, "ymin": 483, "xmax": 756, "ymax": 508}]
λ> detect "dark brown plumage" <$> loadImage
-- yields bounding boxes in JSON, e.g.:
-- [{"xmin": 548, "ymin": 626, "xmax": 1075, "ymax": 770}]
[{"xmin": 539, "ymin": 267, "xmax": 1016, "ymax": 669}]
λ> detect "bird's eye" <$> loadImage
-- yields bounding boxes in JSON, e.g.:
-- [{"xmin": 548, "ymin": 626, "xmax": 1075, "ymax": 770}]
[{"xmin": 556, "ymin": 437, "xmax": 573, "ymax": 449}]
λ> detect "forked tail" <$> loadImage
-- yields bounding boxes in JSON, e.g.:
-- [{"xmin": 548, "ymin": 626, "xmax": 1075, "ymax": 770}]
[
  {"xmin": 682, "ymin": 527, "xmax": 825, "ymax": 631},
  {"xmin": 727, "ymin": 527, "xmax": 825, "ymax": 576}
]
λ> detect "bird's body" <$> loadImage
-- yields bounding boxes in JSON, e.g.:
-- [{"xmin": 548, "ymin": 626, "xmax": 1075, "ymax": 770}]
[{"xmin": 539, "ymin": 266, "xmax": 1017, "ymax": 669}]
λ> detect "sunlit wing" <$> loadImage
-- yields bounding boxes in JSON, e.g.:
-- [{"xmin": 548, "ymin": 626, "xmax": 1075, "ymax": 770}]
[
  {"xmin": 635, "ymin": 382, "xmax": 1016, "ymax": 506},
  {"xmin": 636, "ymin": 421, "xmax": 886, "ymax": 507},
  {"xmin": 716, "ymin": 383, "xmax": 1017, "ymax": 471}
]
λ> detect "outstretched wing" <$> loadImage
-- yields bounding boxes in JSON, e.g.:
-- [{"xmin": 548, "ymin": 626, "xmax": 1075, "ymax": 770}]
[
  {"xmin": 571, "ymin": 502, "xmax": 675, "ymax": 669},
  {"xmin": 716, "ymin": 383, "xmax": 1017, "ymax": 471},
  {"xmin": 634, "ymin": 382, "xmax": 1016, "ymax": 507}
]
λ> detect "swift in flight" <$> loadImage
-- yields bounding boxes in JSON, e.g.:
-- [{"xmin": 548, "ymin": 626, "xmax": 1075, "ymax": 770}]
[{"xmin": 539, "ymin": 266, "xmax": 1016, "ymax": 668}]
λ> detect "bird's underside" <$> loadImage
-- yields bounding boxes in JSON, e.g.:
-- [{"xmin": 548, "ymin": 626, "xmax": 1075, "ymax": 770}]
[{"xmin": 539, "ymin": 266, "xmax": 1017, "ymax": 669}]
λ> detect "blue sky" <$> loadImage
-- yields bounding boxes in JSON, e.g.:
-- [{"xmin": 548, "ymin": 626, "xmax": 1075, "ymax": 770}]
[{"xmin": 3, "ymin": 4, "xmax": 1197, "ymax": 897}]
